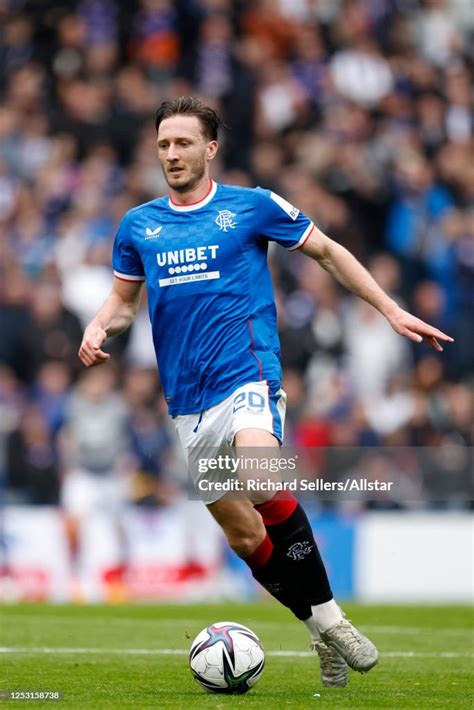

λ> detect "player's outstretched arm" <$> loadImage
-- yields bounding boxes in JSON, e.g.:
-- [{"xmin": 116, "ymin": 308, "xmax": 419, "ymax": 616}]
[
  {"xmin": 299, "ymin": 226, "xmax": 454, "ymax": 352},
  {"xmin": 78, "ymin": 277, "xmax": 144, "ymax": 367}
]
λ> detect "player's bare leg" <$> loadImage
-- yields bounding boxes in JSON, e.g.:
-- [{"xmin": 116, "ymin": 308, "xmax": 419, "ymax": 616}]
[{"xmin": 207, "ymin": 496, "xmax": 266, "ymax": 558}]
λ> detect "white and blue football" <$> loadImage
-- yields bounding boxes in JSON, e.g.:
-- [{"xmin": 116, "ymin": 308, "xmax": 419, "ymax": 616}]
[{"xmin": 189, "ymin": 621, "xmax": 265, "ymax": 694}]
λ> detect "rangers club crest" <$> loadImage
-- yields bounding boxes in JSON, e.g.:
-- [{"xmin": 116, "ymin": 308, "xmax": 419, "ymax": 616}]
[
  {"xmin": 215, "ymin": 210, "xmax": 237, "ymax": 232},
  {"xmin": 287, "ymin": 541, "xmax": 313, "ymax": 561}
]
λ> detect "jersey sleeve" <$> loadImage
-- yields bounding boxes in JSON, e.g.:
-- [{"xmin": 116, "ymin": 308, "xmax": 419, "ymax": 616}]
[
  {"xmin": 254, "ymin": 188, "xmax": 314, "ymax": 250},
  {"xmin": 112, "ymin": 211, "xmax": 146, "ymax": 282}
]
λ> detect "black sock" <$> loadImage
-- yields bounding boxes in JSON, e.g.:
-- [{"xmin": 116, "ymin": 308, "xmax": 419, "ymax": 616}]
[
  {"xmin": 252, "ymin": 552, "xmax": 314, "ymax": 620},
  {"xmin": 244, "ymin": 533, "xmax": 312, "ymax": 620},
  {"xmin": 256, "ymin": 498, "xmax": 333, "ymax": 608}
]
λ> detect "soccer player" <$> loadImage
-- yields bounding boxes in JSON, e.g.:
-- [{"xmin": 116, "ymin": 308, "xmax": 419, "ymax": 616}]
[{"xmin": 79, "ymin": 97, "xmax": 453, "ymax": 687}]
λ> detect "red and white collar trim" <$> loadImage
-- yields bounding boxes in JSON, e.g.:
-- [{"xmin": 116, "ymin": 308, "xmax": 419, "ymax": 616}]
[{"xmin": 168, "ymin": 179, "xmax": 217, "ymax": 212}]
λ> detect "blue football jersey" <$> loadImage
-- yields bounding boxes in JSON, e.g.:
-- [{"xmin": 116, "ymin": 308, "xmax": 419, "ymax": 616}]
[{"xmin": 112, "ymin": 180, "xmax": 314, "ymax": 415}]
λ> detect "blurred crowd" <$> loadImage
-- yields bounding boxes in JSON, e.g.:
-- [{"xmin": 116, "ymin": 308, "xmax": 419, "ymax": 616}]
[{"xmin": 0, "ymin": 0, "xmax": 472, "ymax": 512}]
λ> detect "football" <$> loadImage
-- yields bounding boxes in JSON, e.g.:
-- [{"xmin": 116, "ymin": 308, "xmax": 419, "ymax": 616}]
[{"xmin": 189, "ymin": 621, "xmax": 265, "ymax": 694}]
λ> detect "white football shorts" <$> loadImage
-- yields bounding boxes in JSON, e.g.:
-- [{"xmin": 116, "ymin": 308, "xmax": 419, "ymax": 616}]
[{"xmin": 174, "ymin": 381, "xmax": 287, "ymax": 504}]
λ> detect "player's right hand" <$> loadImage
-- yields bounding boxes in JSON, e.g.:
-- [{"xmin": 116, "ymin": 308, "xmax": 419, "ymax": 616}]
[{"xmin": 78, "ymin": 325, "xmax": 110, "ymax": 367}]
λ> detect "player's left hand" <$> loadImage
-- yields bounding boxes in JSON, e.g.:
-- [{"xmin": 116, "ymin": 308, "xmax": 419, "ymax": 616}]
[{"xmin": 386, "ymin": 306, "xmax": 454, "ymax": 352}]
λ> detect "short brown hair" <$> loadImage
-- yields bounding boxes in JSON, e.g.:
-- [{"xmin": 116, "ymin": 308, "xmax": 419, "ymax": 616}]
[{"xmin": 155, "ymin": 97, "xmax": 221, "ymax": 141}]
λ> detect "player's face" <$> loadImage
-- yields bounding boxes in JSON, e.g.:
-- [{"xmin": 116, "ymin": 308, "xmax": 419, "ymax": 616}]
[{"xmin": 157, "ymin": 116, "xmax": 217, "ymax": 193}]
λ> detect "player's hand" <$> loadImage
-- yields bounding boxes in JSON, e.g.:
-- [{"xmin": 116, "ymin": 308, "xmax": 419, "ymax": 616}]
[
  {"xmin": 78, "ymin": 325, "xmax": 110, "ymax": 367},
  {"xmin": 386, "ymin": 306, "xmax": 454, "ymax": 352}
]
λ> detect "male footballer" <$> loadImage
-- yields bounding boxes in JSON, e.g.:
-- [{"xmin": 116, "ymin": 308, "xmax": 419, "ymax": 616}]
[{"xmin": 79, "ymin": 97, "xmax": 453, "ymax": 687}]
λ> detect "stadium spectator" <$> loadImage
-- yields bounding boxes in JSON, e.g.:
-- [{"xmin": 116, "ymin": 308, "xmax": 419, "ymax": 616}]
[
  {"xmin": 6, "ymin": 402, "xmax": 60, "ymax": 505},
  {"xmin": 59, "ymin": 367, "xmax": 132, "ymax": 599},
  {"xmin": 22, "ymin": 278, "xmax": 84, "ymax": 382},
  {"xmin": 30, "ymin": 360, "xmax": 72, "ymax": 434}
]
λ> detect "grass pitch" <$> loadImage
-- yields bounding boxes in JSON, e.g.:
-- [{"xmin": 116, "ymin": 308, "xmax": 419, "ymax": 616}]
[{"xmin": 0, "ymin": 603, "xmax": 472, "ymax": 709}]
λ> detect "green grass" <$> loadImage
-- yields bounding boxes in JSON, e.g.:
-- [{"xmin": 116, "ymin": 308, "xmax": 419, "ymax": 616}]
[{"xmin": 1, "ymin": 603, "xmax": 472, "ymax": 708}]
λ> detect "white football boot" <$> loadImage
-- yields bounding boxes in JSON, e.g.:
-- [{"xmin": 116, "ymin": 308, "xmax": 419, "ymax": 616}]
[
  {"xmin": 311, "ymin": 636, "xmax": 349, "ymax": 687},
  {"xmin": 320, "ymin": 618, "xmax": 378, "ymax": 673}
]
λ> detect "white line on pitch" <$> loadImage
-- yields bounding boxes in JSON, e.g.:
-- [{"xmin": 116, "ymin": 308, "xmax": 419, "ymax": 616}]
[{"xmin": 0, "ymin": 648, "xmax": 472, "ymax": 658}]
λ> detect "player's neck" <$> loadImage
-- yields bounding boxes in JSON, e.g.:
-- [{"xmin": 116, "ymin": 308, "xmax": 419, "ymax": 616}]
[{"xmin": 169, "ymin": 177, "xmax": 213, "ymax": 206}]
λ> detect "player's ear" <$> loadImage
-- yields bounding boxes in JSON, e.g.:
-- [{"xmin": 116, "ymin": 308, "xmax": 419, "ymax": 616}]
[{"xmin": 207, "ymin": 141, "xmax": 218, "ymax": 161}]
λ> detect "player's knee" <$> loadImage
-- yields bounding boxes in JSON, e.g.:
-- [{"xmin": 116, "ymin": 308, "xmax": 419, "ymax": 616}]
[
  {"xmin": 226, "ymin": 529, "xmax": 264, "ymax": 558},
  {"xmin": 207, "ymin": 498, "xmax": 266, "ymax": 557}
]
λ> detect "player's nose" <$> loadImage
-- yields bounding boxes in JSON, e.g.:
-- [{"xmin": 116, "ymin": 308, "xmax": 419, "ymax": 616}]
[{"xmin": 166, "ymin": 144, "xmax": 180, "ymax": 161}]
